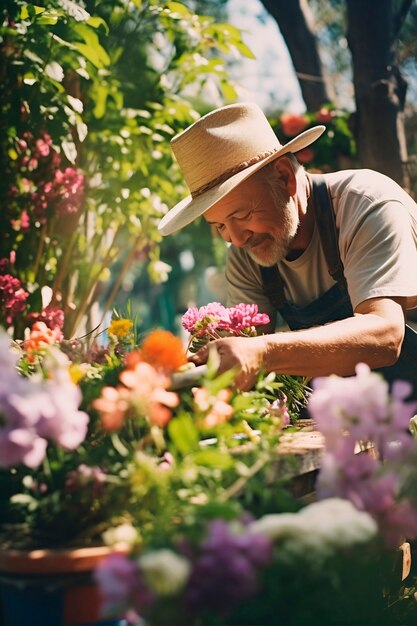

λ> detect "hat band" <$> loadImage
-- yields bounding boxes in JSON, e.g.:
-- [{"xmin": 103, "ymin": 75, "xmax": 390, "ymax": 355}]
[{"xmin": 192, "ymin": 148, "xmax": 279, "ymax": 198}]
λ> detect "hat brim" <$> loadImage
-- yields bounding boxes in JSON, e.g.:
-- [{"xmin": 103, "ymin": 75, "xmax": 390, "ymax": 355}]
[{"xmin": 158, "ymin": 125, "xmax": 326, "ymax": 236}]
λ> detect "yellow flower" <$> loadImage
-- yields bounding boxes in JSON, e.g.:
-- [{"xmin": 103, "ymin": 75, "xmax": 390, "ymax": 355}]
[
  {"xmin": 108, "ymin": 319, "xmax": 134, "ymax": 340},
  {"xmin": 69, "ymin": 364, "xmax": 85, "ymax": 385}
]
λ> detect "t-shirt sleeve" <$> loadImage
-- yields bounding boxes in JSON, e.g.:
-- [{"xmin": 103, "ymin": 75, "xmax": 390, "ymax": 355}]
[
  {"xmin": 226, "ymin": 245, "xmax": 277, "ymax": 333},
  {"xmin": 338, "ymin": 197, "xmax": 417, "ymax": 311}
]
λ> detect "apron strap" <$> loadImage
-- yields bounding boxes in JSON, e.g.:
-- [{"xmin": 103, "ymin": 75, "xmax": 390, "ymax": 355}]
[{"xmin": 313, "ymin": 175, "xmax": 347, "ymax": 288}]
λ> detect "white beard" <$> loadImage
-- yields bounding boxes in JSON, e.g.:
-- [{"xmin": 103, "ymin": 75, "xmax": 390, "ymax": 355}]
[{"xmin": 246, "ymin": 197, "xmax": 299, "ymax": 267}]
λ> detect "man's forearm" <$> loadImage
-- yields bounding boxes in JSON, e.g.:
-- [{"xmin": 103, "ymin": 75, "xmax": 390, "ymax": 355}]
[{"xmin": 262, "ymin": 313, "xmax": 403, "ymax": 378}]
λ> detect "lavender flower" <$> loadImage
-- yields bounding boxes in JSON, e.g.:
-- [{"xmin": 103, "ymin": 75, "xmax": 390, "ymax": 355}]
[
  {"xmin": 309, "ymin": 363, "xmax": 417, "ymax": 546},
  {"xmin": 94, "ymin": 553, "xmax": 154, "ymax": 617},
  {"xmin": 0, "ymin": 332, "xmax": 89, "ymax": 467},
  {"xmin": 183, "ymin": 519, "xmax": 272, "ymax": 614}
]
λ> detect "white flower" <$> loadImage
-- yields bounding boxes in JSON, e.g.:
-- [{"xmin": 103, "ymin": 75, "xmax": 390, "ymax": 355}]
[
  {"xmin": 102, "ymin": 523, "xmax": 139, "ymax": 547},
  {"xmin": 138, "ymin": 549, "xmax": 191, "ymax": 597},
  {"xmin": 250, "ymin": 498, "xmax": 377, "ymax": 554},
  {"xmin": 300, "ymin": 498, "xmax": 378, "ymax": 548}
]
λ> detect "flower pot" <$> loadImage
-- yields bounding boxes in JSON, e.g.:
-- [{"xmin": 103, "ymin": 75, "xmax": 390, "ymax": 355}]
[{"xmin": 0, "ymin": 545, "xmax": 128, "ymax": 626}]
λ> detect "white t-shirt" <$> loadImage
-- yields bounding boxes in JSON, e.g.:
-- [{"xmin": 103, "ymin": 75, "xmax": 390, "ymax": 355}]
[{"xmin": 226, "ymin": 169, "xmax": 417, "ymax": 329}]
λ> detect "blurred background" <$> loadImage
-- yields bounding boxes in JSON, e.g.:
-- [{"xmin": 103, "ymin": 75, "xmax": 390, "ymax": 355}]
[{"xmin": 2, "ymin": 0, "xmax": 417, "ymax": 340}]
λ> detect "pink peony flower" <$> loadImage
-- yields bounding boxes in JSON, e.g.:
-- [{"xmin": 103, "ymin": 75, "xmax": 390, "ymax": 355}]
[{"xmin": 227, "ymin": 303, "xmax": 270, "ymax": 334}]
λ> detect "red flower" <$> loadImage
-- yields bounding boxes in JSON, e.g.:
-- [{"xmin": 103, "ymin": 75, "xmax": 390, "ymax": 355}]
[
  {"xmin": 315, "ymin": 108, "xmax": 333, "ymax": 123},
  {"xmin": 280, "ymin": 113, "xmax": 309, "ymax": 137},
  {"xmin": 295, "ymin": 147, "xmax": 315, "ymax": 164}
]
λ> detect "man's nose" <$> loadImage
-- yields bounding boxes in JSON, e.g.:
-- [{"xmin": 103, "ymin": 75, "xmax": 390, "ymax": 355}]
[{"xmin": 223, "ymin": 221, "xmax": 251, "ymax": 247}]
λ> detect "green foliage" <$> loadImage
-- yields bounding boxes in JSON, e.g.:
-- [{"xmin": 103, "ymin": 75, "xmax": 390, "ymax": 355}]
[
  {"xmin": 0, "ymin": 0, "xmax": 250, "ymax": 338},
  {"xmin": 269, "ymin": 104, "xmax": 356, "ymax": 172}
]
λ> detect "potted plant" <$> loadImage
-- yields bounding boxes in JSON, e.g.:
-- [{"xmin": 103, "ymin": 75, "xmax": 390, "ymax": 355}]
[{"xmin": 0, "ymin": 301, "xmax": 311, "ymax": 626}]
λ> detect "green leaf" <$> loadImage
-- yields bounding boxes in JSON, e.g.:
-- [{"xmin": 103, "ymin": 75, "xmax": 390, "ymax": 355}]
[
  {"xmin": 36, "ymin": 13, "xmax": 60, "ymax": 25},
  {"xmin": 72, "ymin": 23, "xmax": 110, "ymax": 67},
  {"xmin": 87, "ymin": 16, "xmax": 109, "ymax": 33},
  {"xmin": 20, "ymin": 5, "xmax": 45, "ymax": 19},
  {"xmin": 93, "ymin": 83, "xmax": 109, "ymax": 119},
  {"xmin": 192, "ymin": 449, "xmax": 233, "ymax": 470},
  {"xmin": 74, "ymin": 41, "xmax": 110, "ymax": 69},
  {"xmin": 234, "ymin": 41, "xmax": 256, "ymax": 59},
  {"xmin": 165, "ymin": 2, "xmax": 192, "ymax": 17},
  {"xmin": 168, "ymin": 413, "xmax": 199, "ymax": 455},
  {"xmin": 220, "ymin": 80, "xmax": 237, "ymax": 101}
]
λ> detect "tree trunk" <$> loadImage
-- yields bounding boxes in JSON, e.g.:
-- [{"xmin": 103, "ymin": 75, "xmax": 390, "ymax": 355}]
[
  {"xmin": 346, "ymin": 0, "xmax": 410, "ymax": 188},
  {"xmin": 259, "ymin": 0, "xmax": 334, "ymax": 111}
]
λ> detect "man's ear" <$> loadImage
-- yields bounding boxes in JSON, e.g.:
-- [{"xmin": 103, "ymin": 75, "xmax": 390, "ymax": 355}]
[{"xmin": 272, "ymin": 156, "xmax": 297, "ymax": 196}]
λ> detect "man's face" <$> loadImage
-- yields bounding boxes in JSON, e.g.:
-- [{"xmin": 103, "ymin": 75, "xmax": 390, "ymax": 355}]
[{"xmin": 204, "ymin": 170, "xmax": 299, "ymax": 267}]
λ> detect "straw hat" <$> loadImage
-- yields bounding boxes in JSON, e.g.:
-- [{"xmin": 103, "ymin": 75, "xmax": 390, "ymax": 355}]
[{"xmin": 158, "ymin": 102, "xmax": 325, "ymax": 236}]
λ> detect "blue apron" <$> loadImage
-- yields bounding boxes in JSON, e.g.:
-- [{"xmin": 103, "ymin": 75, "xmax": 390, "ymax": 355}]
[{"xmin": 260, "ymin": 175, "xmax": 417, "ymax": 399}]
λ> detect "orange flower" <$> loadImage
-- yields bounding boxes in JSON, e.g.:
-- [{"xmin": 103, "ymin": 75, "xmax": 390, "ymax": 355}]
[
  {"xmin": 280, "ymin": 113, "xmax": 309, "ymax": 137},
  {"xmin": 125, "ymin": 349, "xmax": 143, "ymax": 370},
  {"xmin": 24, "ymin": 321, "xmax": 63, "ymax": 361},
  {"xmin": 140, "ymin": 329, "xmax": 187, "ymax": 372}
]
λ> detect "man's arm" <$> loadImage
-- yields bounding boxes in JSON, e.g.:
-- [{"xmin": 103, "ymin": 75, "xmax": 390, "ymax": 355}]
[{"xmin": 189, "ymin": 296, "xmax": 406, "ymax": 390}]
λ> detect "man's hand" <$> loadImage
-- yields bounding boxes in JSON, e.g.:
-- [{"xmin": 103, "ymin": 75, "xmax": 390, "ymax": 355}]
[{"xmin": 188, "ymin": 335, "xmax": 267, "ymax": 391}]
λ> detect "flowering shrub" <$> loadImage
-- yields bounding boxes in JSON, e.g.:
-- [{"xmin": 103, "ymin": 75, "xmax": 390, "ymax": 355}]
[
  {"xmin": 0, "ymin": 310, "xmax": 309, "ymax": 551},
  {"xmin": 94, "ymin": 364, "xmax": 417, "ymax": 626},
  {"xmin": 269, "ymin": 105, "xmax": 356, "ymax": 171},
  {"xmin": 0, "ymin": 0, "xmax": 257, "ymax": 340}
]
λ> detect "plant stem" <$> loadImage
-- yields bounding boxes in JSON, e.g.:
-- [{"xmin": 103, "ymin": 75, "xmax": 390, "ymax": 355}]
[
  {"xmin": 99, "ymin": 234, "xmax": 144, "ymax": 328},
  {"xmin": 218, "ymin": 453, "xmax": 269, "ymax": 502},
  {"xmin": 32, "ymin": 222, "xmax": 48, "ymax": 285},
  {"xmin": 66, "ymin": 227, "xmax": 122, "ymax": 337}
]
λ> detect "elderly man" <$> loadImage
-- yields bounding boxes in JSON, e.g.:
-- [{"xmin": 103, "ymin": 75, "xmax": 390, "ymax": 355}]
[{"xmin": 158, "ymin": 102, "xmax": 417, "ymax": 394}]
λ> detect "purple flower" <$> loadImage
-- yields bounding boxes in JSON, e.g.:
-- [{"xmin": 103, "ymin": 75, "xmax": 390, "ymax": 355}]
[
  {"xmin": 0, "ymin": 426, "xmax": 47, "ymax": 468},
  {"xmin": 311, "ymin": 364, "xmax": 417, "ymax": 547},
  {"xmin": 94, "ymin": 554, "xmax": 154, "ymax": 617},
  {"xmin": 183, "ymin": 519, "xmax": 272, "ymax": 614},
  {"xmin": 35, "ymin": 380, "xmax": 89, "ymax": 449}
]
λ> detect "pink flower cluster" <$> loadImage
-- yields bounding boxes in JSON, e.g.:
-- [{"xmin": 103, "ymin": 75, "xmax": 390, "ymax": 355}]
[
  {"xmin": 33, "ymin": 166, "xmax": 85, "ymax": 219},
  {"xmin": 0, "ymin": 272, "xmax": 29, "ymax": 325},
  {"xmin": 182, "ymin": 302, "xmax": 269, "ymax": 347},
  {"xmin": 27, "ymin": 305, "xmax": 64, "ymax": 331},
  {"xmin": 10, "ymin": 131, "xmax": 85, "ymax": 225},
  {"xmin": 308, "ymin": 363, "xmax": 417, "ymax": 547}
]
